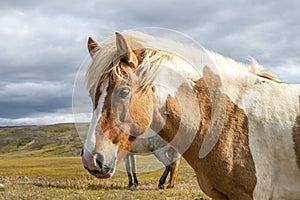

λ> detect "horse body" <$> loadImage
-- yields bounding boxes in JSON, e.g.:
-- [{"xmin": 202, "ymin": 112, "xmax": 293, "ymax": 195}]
[
  {"xmin": 124, "ymin": 132, "xmax": 180, "ymax": 188},
  {"xmin": 204, "ymin": 52, "xmax": 300, "ymax": 199},
  {"xmin": 224, "ymin": 78, "xmax": 300, "ymax": 199},
  {"xmin": 165, "ymin": 63, "xmax": 300, "ymax": 199},
  {"xmin": 81, "ymin": 31, "xmax": 300, "ymax": 200}
]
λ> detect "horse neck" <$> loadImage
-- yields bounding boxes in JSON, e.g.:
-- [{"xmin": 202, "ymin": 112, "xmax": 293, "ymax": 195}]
[
  {"xmin": 151, "ymin": 67, "xmax": 231, "ymax": 170},
  {"xmin": 152, "ymin": 78, "xmax": 210, "ymax": 151}
]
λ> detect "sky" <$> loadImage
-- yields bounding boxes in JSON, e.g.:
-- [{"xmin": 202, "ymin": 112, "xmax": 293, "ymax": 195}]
[{"xmin": 0, "ymin": 0, "xmax": 299, "ymax": 126}]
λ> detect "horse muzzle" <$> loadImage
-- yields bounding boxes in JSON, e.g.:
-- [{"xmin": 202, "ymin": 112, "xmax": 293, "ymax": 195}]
[{"xmin": 81, "ymin": 148, "xmax": 116, "ymax": 178}]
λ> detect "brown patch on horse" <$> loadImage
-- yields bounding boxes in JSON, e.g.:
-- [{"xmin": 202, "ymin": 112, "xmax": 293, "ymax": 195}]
[
  {"xmin": 157, "ymin": 66, "xmax": 257, "ymax": 199},
  {"xmin": 96, "ymin": 84, "xmax": 134, "ymax": 152},
  {"xmin": 92, "ymin": 49, "xmax": 145, "ymax": 110},
  {"xmin": 293, "ymin": 113, "xmax": 300, "ymax": 169},
  {"xmin": 129, "ymin": 87, "xmax": 154, "ymax": 129},
  {"xmin": 194, "ymin": 66, "xmax": 257, "ymax": 199},
  {"xmin": 96, "ymin": 78, "xmax": 156, "ymax": 155}
]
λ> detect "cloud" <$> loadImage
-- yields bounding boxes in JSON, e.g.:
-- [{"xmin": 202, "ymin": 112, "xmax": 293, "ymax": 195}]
[
  {"xmin": 0, "ymin": 0, "xmax": 299, "ymax": 126},
  {"xmin": 0, "ymin": 81, "xmax": 72, "ymax": 118},
  {"xmin": 0, "ymin": 112, "xmax": 75, "ymax": 127}
]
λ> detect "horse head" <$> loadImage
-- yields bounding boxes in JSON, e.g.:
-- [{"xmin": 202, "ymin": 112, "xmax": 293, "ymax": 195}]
[{"xmin": 81, "ymin": 33, "xmax": 159, "ymax": 178}]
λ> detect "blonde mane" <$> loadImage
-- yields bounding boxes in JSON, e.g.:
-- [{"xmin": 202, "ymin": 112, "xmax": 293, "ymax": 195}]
[{"xmin": 86, "ymin": 31, "xmax": 280, "ymax": 99}]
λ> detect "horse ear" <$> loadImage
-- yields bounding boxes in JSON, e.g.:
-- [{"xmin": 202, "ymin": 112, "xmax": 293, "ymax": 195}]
[
  {"xmin": 88, "ymin": 37, "xmax": 100, "ymax": 57},
  {"xmin": 115, "ymin": 32, "xmax": 138, "ymax": 67}
]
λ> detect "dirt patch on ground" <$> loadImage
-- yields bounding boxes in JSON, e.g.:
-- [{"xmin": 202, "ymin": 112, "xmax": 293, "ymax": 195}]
[{"xmin": 17, "ymin": 139, "xmax": 36, "ymax": 150}]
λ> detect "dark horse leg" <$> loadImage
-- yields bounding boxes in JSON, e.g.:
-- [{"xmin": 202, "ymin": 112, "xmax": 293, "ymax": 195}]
[
  {"xmin": 158, "ymin": 165, "xmax": 171, "ymax": 189},
  {"xmin": 124, "ymin": 153, "xmax": 138, "ymax": 188},
  {"xmin": 124, "ymin": 153, "xmax": 133, "ymax": 187},
  {"xmin": 153, "ymin": 146, "xmax": 181, "ymax": 189},
  {"xmin": 153, "ymin": 150, "xmax": 173, "ymax": 189},
  {"xmin": 129, "ymin": 153, "xmax": 138, "ymax": 186},
  {"xmin": 158, "ymin": 159, "xmax": 180, "ymax": 189}
]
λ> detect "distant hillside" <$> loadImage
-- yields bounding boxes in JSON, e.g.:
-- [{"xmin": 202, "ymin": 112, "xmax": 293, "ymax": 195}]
[{"xmin": 0, "ymin": 123, "xmax": 89, "ymax": 157}]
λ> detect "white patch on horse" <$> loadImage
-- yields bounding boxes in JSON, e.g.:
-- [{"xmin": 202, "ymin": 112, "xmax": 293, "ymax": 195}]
[
  {"xmin": 84, "ymin": 80, "xmax": 109, "ymax": 155},
  {"xmin": 217, "ymin": 64, "xmax": 300, "ymax": 199},
  {"xmin": 152, "ymin": 55, "xmax": 201, "ymax": 107}
]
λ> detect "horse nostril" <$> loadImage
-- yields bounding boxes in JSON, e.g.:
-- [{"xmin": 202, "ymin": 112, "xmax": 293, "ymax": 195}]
[
  {"xmin": 94, "ymin": 152, "xmax": 104, "ymax": 169},
  {"xmin": 96, "ymin": 158, "xmax": 103, "ymax": 169}
]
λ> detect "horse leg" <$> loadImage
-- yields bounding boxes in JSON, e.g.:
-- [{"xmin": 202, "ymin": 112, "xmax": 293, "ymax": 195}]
[
  {"xmin": 153, "ymin": 147, "xmax": 179, "ymax": 189},
  {"xmin": 164, "ymin": 147, "xmax": 181, "ymax": 188},
  {"xmin": 129, "ymin": 154, "xmax": 139, "ymax": 186},
  {"xmin": 167, "ymin": 158, "xmax": 180, "ymax": 188},
  {"xmin": 124, "ymin": 154, "xmax": 133, "ymax": 187},
  {"xmin": 158, "ymin": 165, "xmax": 171, "ymax": 189},
  {"xmin": 152, "ymin": 150, "xmax": 171, "ymax": 189}
]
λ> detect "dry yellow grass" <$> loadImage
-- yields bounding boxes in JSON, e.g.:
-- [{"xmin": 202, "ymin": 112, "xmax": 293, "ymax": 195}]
[
  {"xmin": 0, "ymin": 124, "xmax": 210, "ymax": 199},
  {"xmin": 0, "ymin": 156, "xmax": 209, "ymax": 200}
]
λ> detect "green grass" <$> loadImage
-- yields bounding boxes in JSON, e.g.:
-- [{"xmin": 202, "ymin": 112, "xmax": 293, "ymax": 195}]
[
  {"xmin": 0, "ymin": 124, "xmax": 82, "ymax": 158},
  {"xmin": 0, "ymin": 124, "xmax": 210, "ymax": 199},
  {"xmin": 0, "ymin": 156, "xmax": 209, "ymax": 200}
]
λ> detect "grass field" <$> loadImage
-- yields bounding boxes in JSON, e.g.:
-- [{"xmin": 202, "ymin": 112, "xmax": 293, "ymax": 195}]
[
  {"xmin": 0, "ymin": 156, "xmax": 210, "ymax": 200},
  {"xmin": 0, "ymin": 124, "xmax": 209, "ymax": 199}
]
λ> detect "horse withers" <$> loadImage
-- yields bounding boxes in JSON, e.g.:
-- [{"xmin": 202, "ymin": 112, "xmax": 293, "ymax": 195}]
[{"xmin": 81, "ymin": 31, "xmax": 300, "ymax": 200}]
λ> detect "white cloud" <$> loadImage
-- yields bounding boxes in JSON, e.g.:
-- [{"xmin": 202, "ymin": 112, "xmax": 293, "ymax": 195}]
[
  {"xmin": 0, "ymin": 0, "xmax": 300, "ymax": 125},
  {"xmin": 272, "ymin": 64, "xmax": 300, "ymax": 83},
  {"xmin": 0, "ymin": 112, "xmax": 74, "ymax": 126}
]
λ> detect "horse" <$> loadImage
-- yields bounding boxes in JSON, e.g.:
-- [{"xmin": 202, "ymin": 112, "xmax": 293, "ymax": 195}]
[
  {"xmin": 81, "ymin": 30, "xmax": 300, "ymax": 200},
  {"xmin": 124, "ymin": 131, "xmax": 180, "ymax": 189}
]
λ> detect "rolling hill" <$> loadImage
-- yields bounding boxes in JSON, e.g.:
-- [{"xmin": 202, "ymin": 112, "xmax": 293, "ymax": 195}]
[{"xmin": 0, "ymin": 123, "xmax": 88, "ymax": 157}]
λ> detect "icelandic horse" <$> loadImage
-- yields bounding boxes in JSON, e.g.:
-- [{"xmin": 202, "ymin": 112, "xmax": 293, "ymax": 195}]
[{"xmin": 81, "ymin": 31, "xmax": 300, "ymax": 199}]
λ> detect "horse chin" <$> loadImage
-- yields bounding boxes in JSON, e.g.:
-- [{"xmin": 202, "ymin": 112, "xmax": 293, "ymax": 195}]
[
  {"xmin": 94, "ymin": 172, "xmax": 114, "ymax": 179},
  {"xmin": 89, "ymin": 167, "xmax": 115, "ymax": 179},
  {"xmin": 83, "ymin": 157, "xmax": 117, "ymax": 179}
]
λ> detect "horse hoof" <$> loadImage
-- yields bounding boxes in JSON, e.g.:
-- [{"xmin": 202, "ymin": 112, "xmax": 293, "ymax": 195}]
[
  {"xmin": 128, "ymin": 182, "xmax": 134, "ymax": 188},
  {"xmin": 158, "ymin": 184, "xmax": 165, "ymax": 189},
  {"xmin": 166, "ymin": 184, "xmax": 174, "ymax": 189},
  {"xmin": 128, "ymin": 182, "xmax": 138, "ymax": 188}
]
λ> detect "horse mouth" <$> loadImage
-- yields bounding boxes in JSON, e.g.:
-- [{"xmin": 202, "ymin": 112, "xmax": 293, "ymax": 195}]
[
  {"xmin": 92, "ymin": 170, "xmax": 114, "ymax": 179},
  {"xmin": 84, "ymin": 165, "xmax": 115, "ymax": 179}
]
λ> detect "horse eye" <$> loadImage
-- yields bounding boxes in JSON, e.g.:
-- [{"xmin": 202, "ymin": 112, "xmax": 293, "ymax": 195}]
[
  {"xmin": 123, "ymin": 73, "xmax": 129, "ymax": 80},
  {"xmin": 119, "ymin": 87, "xmax": 131, "ymax": 98}
]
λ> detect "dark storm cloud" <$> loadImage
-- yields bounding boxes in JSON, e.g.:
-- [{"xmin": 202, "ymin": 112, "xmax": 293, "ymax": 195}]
[
  {"xmin": 0, "ymin": 81, "xmax": 71, "ymax": 118},
  {"xmin": 0, "ymin": 0, "xmax": 299, "ymax": 125}
]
